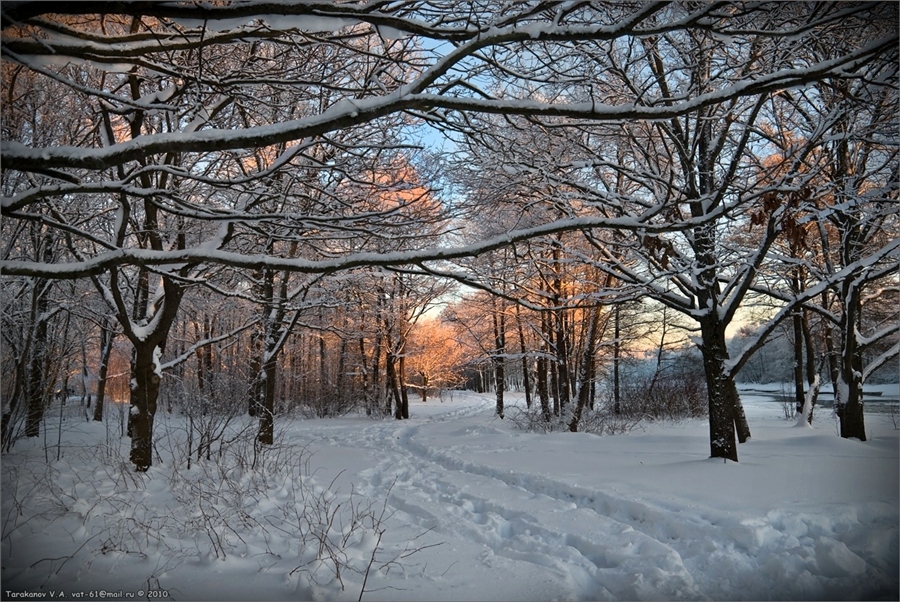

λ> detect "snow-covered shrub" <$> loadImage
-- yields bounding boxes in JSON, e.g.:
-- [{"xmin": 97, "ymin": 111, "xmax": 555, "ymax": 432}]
[{"xmin": 1, "ymin": 417, "xmax": 398, "ymax": 600}]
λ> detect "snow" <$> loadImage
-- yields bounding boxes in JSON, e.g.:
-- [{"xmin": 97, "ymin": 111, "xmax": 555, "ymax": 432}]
[
  {"xmin": 263, "ymin": 15, "xmax": 354, "ymax": 33},
  {"xmin": 171, "ymin": 17, "xmax": 255, "ymax": 32},
  {"xmin": 375, "ymin": 24, "xmax": 411, "ymax": 41},
  {"xmin": 2, "ymin": 385, "xmax": 897, "ymax": 601}
]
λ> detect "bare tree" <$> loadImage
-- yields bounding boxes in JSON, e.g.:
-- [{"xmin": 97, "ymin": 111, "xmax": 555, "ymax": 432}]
[
  {"xmin": 2, "ymin": 2, "xmax": 896, "ymax": 468},
  {"xmin": 744, "ymin": 29, "xmax": 899, "ymax": 437},
  {"xmin": 434, "ymin": 3, "xmax": 895, "ymax": 460}
]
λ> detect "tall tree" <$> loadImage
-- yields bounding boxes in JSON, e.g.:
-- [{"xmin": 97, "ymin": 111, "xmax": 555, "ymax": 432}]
[{"xmin": 748, "ymin": 28, "xmax": 899, "ymax": 437}]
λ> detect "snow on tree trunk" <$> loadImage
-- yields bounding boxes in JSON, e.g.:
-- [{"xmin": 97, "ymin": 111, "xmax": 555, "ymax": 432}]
[
  {"xmin": 836, "ymin": 274, "xmax": 867, "ymax": 441},
  {"xmin": 256, "ymin": 356, "xmax": 277, "ymax": 445},
  {"xmin": 837, "ymin": 376, "xmax": 867, "ymax": 441},
  {"xmin": 129, "ymin": 344, "xmax": 161, "ymax": 472},
  {"xmin": 699, "ymin": 315, "xmax": 739, "ymax": 462},
  {"xmin": 795, "ymin": 373, "xmax": 820, "ymax": 428}
]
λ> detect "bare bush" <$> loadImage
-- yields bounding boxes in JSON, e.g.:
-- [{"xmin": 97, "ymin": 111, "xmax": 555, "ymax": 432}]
[
  {"xmin": 165, "ymin": 373, "xmax": 252, "ymax": 468},
  {"xmin": 508, "ymin": 405, "xmax": 641, "ymax": 436},
  {"xmin": 601, "ymin": 355, "xmax": 708, "ymax": 421},
  {"xmin": 2, "ymin": 422, "xmax": 406, "ymax": 598},
  {"xmin": 299, "ymin": 391, "xmax": 359, "ymax": 419}
]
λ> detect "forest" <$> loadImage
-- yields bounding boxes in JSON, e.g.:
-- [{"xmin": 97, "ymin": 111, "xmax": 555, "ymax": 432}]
[
  {"xmin": 1, "ymin": 2, "xmax": 897, "ymax": 470},
  {"xmin": 2, "ymin": 3, "xmax": 899, "ymax": 600}
]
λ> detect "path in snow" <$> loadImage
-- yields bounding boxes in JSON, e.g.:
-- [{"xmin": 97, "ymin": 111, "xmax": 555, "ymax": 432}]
[
  {"xmin": 296, "ymin": 392, "xmax": 898, "ymax": 601},
  {"xmin": 1, "ymin": 388, "xmax": 895, "ymax": 601}
]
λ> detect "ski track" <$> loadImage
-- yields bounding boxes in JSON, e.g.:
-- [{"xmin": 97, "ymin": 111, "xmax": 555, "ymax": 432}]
[{"xmin": 300, "ymin": 396, "xmax": 894, "ymax": 601}]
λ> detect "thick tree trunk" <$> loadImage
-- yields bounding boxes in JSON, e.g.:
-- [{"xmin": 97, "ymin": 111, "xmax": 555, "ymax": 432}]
[
  {"xmin": 319, "ymin": 330, "xmax": 328, "ymax": 403},
  {"xmin": 836, "ymin": 278, "xmax": 866, "ymax": 440},
  {"xmin": 550, "ymin": 355, "xmax": 560, "ymax": 416},
  {"xmin": 1, "ymin": 355, "xmax": 25, "ymax": 449},
  {"xmin": 729, "ymin": 378, "xmax": 751, "ymax": 444},
  {"xmin": 699, "ymin": 316, "xmax": 738, "ymax": 462},
  {"xmin": 256, "ymin": 356, "xmax": 277, "ymax": 445},
  {"xmin": 336, "ymin": 336, "xmax": 348, "ymax": 405},
  {"xmin": 838, "ymin": 391, "xmax": 866, "ymax": 441},
  {"xmin": 692, "ymin": 212, "xmax": 750, "ymax": 457},
  {"xmin": 129, "ymin": 344, "xmax": 161, "ymax": 472},
  {"xmin": 24, "ymin": 328, "xmax": 47, "ymax": 438},
  {"xmin": 824, "ymin": 330, "xmax": 839, "ymax": 395},
  {"xmin": 25, "ymin": 279, "xmax": 52, "ymax": 438}
]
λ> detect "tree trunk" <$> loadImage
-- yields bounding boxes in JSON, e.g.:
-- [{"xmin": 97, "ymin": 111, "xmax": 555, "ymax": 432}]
[
  {"xmin": 554, "ymin": 309, "xmax": 570, "ymax": 412},
  {"xmin": 491, "ymin": 298, "xmax": 506, "ymax": 419},
  {"xmin": 93, "ymin": 323, "xmax": 114, "ymax": 422},
  {"xmin": 360, "ymin": 337, "xmax": 372, "ymax": 416},
  {"xmin": 516, "ymin": 306, "xmax": 532, "ymax": 409},
  {"xmin": 613, "ymin": 304, "xmax": 621, "ymax": 416},
  {"xmin": 836, "ymin": 280, "xmax": 866, "ymax": 440},
  {"xmin": 371, "ymin": 334, "xmax": 383, "ymax": 416},
  {"xmin": 25, "ymin": 278, "xmax": 52, "ymax": 438},
  {"xmin": 569, "ymin": 305, "xmax": 601, "ymax": 432},
  {"xmin": 248, "ymin": 329, "xmax": 263, "ymax": 417},
  {"xmin": 792, "ymin": 309, "xmax": 805, "ymax": 415},
  {"xmin": 336, "ymin": 336, "xmax": 348, "ymax": 406},
  {"xmin": 838, "ymin": 390, "xmax": 866, "ymax": 441},
  {"xmin": 801, "ymin": 310, "xmax": 819, "ymax": 424},
  {"xmin": 420, "ymin": 373, "xmax": 429, "ymax": 402},
  {"xmin": 399, "ymin": 354, "xmax": 409, "ymax": 419},
  {"xmin": 494, "ymin": 359, "xmax": 505, "ymax": 419},
  {"xmin": 692, "ymin": 211, "xmax": 750, "ymax": 457},
  {"xmin": 256, "ymin": 355, "xmax": 277, "ymax": 445},
  {"xmin": 536, "ymin": 352, "xmax": 550, "ymax": 422},
  {"xmin": 24, "ymin": 320, "xmax": 48, "ymax": 438},
  {"xmin": 699, "ymin": 315, "xmax": 739, "ymax": 462},
  {"xmin": 732, "ymin": 382, "xmax": 751, "ymax": 444},
  {"xmin": 388, "ymin": 352, "xmax": 403, "ymax": 419},
  {"xmin": 319, "ymin": 330, "xmax": 328, "ymax": 404},
  {"xmin": 1, "ymin": 354, "xmax": 25, "ymax": 449},
  {"xmin": 129, "ymin": 343, "xmax": 161, "ymax": 472},
  {"xmin": 821, "ymin": 292, "xmax": 840, "ymax": 395}
]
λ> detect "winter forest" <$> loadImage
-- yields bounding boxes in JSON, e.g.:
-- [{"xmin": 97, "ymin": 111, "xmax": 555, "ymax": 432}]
[{"xmin": 1, "ymin": 2, "xmax": 898, "ymax": 601}]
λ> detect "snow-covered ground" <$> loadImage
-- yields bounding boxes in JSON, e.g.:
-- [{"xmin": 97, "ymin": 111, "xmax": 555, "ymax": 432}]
[{"xmin": 2, "ymin": 385, "xmax": 898, "ymax": 601}]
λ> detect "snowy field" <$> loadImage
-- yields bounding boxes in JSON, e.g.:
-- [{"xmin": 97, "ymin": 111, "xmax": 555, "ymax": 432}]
[{"xmin": 2, "ymin": 385, "xmax": 898, "ymax": 601}]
